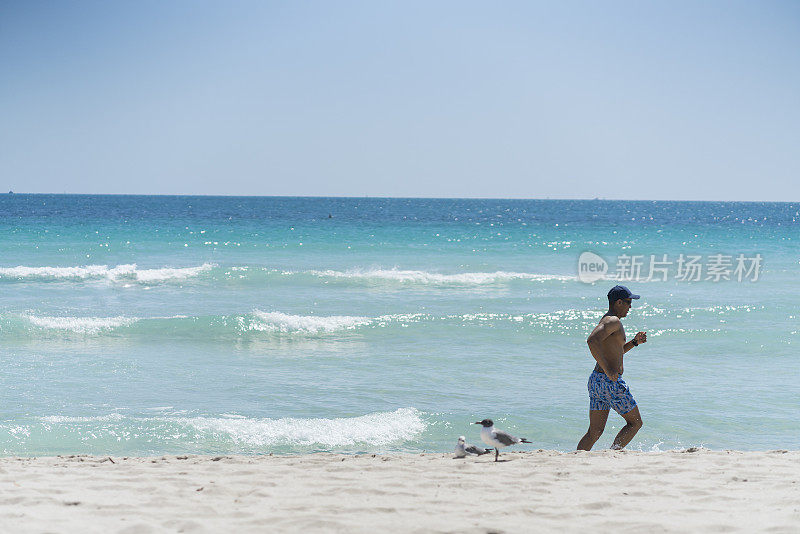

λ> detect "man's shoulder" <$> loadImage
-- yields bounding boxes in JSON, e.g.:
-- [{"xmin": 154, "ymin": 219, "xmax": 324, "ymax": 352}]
[
  {"xmin": 598, "ymin": 315, "xmax": 622, "ymax": 329},
  {"xmin": 599, "ymin": 314, "xmax": 621, "ymax": 325}
]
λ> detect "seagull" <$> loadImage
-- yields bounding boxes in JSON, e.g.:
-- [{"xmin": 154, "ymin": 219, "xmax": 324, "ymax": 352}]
[
  {"xmin": 454, "ymin": 436, "xmax": 493, "ymax": 458},
  {"xmin": 474, "ymin": 419, "xmax": 531, "ymax": 462}
]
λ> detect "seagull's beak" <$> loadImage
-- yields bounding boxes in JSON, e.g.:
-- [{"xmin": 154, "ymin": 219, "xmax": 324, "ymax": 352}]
[{"xmin": 473, "ymin": 422, "xmax": 481, "ymax": 425}]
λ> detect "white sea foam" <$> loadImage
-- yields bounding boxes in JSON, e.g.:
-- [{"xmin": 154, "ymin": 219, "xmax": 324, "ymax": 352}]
[
  {"xmin": 0, "ymin": 264, "xmax": 135, "ymax": 280},
  {"xmin": 41, "ymin": 414, "xmax": 126, "ymax": 423},
  {"xmin": 246, "ymin": 311, "xmax": 373, "ymax": 334},
  {"xmin": 8, "ymin": 304, "xmax": 754, "ymax": 340},
  {"xmin": 36, "ymin": 408, "xmax": 426, "ymax": 448},
  {"xmin": 24, "ymin": 315, "xmax": 138, "ymax": 335},
  {"xmin": 6, "ymin": 311, "xmax": 423, "ymax": 339},
  {"xmin": 174, "ymin": 408, "xmax": 425, "ymax": 447},
  {"xmin": 0, "ymin": 263, "xmax": 214, "ymax": 283},
  {"xmin": 306, "ymin": 268, "xmax": 573, "ymax": 284},
  {"xmin": 134, "ymin": 264, "xmax": 215, "ymax": 282}
]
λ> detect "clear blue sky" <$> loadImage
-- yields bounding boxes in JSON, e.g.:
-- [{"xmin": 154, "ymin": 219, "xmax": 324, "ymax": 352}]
[{"xmin": 1, "ymin": 1, "xmax": 798, "ymax": 200}]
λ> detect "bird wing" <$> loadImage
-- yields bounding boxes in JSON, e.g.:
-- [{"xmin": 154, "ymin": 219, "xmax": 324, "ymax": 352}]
[
  {"xmin": 464, "ymin": 444, "xmax": 491, "ymax": 455},
  {"xmin": 492, "ymin": 430, "xmax": 519, "ymax": 446}
]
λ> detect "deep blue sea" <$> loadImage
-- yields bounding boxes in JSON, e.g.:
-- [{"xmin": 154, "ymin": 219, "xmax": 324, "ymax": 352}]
[{"xmin": 0, "ymin": 195, "xmax": 797, "ymax": 455}]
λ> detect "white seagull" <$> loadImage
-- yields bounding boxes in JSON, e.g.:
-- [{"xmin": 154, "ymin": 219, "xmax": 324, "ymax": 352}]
[
  {"xmin": 474, "ymin": 419, "xmax": 531, "ymax": 462},
  {"xmin": 454, "ymin": 436, "xmax": 493, "ymax": 458}
]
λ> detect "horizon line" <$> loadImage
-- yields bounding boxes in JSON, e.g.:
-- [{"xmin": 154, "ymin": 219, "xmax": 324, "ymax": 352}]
[{"xmin": 1, "ymin": 192, "xmax": 797, "ymax": 204}]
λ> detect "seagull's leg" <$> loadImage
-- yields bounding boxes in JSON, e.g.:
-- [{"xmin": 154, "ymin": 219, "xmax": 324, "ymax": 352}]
[{"xmin": 495, "ymin": 448, "xmax": 499, "ymax": 462}]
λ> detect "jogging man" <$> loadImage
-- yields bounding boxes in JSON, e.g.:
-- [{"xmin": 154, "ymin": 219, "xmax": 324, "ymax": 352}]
[{"xmin": 577, "ymin": 285, "xmax": 647, "ymax": 451}]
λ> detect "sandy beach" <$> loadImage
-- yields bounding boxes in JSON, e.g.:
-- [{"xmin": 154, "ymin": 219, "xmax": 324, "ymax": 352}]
[{"xmin": 1, "ymin": 449, "xmax": 797, "ymax": 533}]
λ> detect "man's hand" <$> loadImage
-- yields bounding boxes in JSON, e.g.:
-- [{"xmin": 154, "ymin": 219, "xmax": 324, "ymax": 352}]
[
  {"xmin": 634, "ymin": 331, "xmax": 647, "ymax": 345},
  {"xmin": 606, "ymin": 370, "xmax": 619, "ymax": 382}
]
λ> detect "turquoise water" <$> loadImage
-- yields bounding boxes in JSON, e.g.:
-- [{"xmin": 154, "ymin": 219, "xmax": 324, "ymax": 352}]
[{"xmin": 0, "ymin": 195, "xmax": 797, "ymax": 455}]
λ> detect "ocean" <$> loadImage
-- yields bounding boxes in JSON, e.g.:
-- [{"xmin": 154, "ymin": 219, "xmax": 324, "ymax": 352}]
[{"xmin": 0, "ymin": 195, "xmax": 797, "ymax": 456}]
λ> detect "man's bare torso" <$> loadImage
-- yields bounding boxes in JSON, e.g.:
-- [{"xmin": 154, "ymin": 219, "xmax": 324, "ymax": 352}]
[{"xmin": 593, "ymin": 314, "xmax": 626, "ymax": 375}]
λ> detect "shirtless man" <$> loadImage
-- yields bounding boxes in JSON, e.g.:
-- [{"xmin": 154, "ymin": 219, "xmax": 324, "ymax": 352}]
[{"xmin": 577, "ymin": 285, "xmax": 647, "ymax": 451}]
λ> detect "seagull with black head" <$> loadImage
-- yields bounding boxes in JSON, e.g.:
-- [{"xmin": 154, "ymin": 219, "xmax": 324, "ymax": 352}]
[{"xmin": 474, "ymin": 419, "xmax": 531, "ymax": 462}]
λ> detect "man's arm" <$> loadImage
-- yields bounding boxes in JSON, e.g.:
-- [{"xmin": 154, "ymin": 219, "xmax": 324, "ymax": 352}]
[
  {"xmin": 623, "ymin": 331, "xmax": 647, "ymax": 354},
  {"xmin": 586, "ymin": 317, "xmax": 621, "ymax": 379}
]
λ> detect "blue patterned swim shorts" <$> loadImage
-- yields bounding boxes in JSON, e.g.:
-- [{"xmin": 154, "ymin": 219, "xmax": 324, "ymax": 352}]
[{"xmin": 588, "ymin": 370, "xmax": 637, "ymax": 415}]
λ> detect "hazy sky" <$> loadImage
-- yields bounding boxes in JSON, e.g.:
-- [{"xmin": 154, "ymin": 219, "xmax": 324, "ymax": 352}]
[{"xmin": 1, "ymin": 1, "xmax": 798, "ymax": 199}]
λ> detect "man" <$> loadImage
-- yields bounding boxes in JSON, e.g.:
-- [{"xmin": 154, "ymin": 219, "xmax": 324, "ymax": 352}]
[{"xmin": 577, "ymin": 285, "xmax": 647, "ymax": 451}]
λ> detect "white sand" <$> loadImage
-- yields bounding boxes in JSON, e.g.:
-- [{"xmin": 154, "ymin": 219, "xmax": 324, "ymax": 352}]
[{"xmin": 1, "ymin": 450, "xmax": 798, "ymax": 533}]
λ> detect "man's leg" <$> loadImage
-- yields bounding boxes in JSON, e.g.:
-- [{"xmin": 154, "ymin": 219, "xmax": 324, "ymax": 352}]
[
  {"xmin": 610, "ymin": 406, "xmax": 643, "ymax": 450},
  {"xmin": 577, "ymin": 409, "xmax": 609, "ymax": 451}
]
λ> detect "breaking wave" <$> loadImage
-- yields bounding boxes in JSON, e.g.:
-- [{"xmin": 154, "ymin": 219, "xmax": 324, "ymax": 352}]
[
  {"xmin": 23, "ymin": 315, "xmax": 137, "ymax": 335},
  {"xmin": 245, "ymin": 311, "xmax": 372, "ymax": 334},
  {"xmin": 0, "ymin": 264, "xmax": 573, "ymax": 287},
  {"xmin": 175, "ymin": 407, "xmax": 426, "ymax": 447},
  {"xmin": 2, "ymin": 311, "xmax": 425, "ymax": 339},
  {"xmin": 305, "ymin": 268, "xmax": 574, "ymax": 284},
  {"xmin": 5, "ymin": 408, "xmax": 427, "ymax": 453},
  {"xmin": 0, "ymin": 304, "xmax": 752, "ymax": 341},
  {"xmin": 0, "ymin": 263, "xmax": 215, "ymax": 283}
]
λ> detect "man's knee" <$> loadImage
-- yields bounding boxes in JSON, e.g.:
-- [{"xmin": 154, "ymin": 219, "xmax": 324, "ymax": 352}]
[
  {"xmin": 588, "ymin": 426, "xmax": 604, "ymax": 440},
  {"xmin": 630, "ymin": 416, "xmax": 643, "ymax": 430}
]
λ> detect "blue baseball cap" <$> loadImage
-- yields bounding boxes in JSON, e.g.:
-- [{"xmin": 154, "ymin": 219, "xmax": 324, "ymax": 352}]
[{"xmin": 607, "ymin": 285, "xmax": 640, "ymax": 301}]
